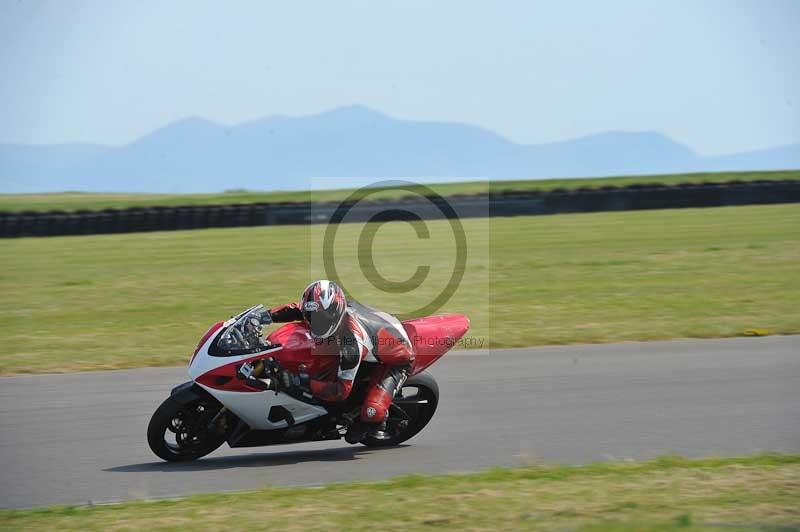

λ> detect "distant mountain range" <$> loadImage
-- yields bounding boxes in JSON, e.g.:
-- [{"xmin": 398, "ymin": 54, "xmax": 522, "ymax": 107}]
[{"xmin": 1, "ymin": 105, "xmax": 798, "ymax": 193}]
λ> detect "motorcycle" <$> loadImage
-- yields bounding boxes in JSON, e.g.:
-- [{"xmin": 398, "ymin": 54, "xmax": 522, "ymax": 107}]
[{"xmin": 147, "ymin": 304, "xmax": 470, "ymax": 461}]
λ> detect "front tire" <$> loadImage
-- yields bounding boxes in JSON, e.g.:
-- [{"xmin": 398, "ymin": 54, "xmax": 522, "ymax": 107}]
[
  {"xmin": 362, "ymin": 371, "xmax": 439, "ymax": 447},
  {"xmin": 147, "ymin": 396, "xmax": 227, "ymax": 462}
]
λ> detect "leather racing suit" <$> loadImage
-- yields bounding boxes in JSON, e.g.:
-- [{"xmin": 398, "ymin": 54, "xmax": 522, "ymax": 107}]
[{"xmin": 269, "ymin": 300, "xmax": 415, "ymax": 425}]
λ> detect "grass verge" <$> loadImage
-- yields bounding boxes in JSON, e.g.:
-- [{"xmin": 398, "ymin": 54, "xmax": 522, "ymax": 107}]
[
  {"xmin": 1, "ymin": 203, "xmax": 798, "ymax": 374},
  {"xmin": 1, "ymin": 454, "xmax": 798, "ymax": 531},
  {"xmin": 0, "ymin": 170, "xmax": 797, "ymax": 212}
]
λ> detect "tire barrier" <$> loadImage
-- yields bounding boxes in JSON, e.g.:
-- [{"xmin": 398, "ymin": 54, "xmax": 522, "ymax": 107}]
[{"xmin": 1, "ymin": 179, "xmax": 798, "ymax": 238}]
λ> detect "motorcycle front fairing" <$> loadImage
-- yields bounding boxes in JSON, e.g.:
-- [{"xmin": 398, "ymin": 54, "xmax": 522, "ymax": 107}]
[{"xmin": 188, "ymin": 305, "xmax": 328, "ymax": 431}]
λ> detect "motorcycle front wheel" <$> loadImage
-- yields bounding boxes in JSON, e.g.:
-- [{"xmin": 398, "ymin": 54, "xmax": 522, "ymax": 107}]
[
  {"xmin": 147, "ymin": 396, "xmax": 227, "ymax": 462},
  {"xmin": 362, "ymin": 371, "xmax": 439, "ymax": 447}
]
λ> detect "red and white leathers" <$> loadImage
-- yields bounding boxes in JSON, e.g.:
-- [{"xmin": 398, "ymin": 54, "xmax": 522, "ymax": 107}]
[{"xmin": 270, "ymin": 299, "xmax": 415, "ymax": 423}]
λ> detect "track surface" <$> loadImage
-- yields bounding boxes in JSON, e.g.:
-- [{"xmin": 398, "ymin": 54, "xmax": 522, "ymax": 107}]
[{"xmin": 1, "ymin": 336, "xmax": 798, "ymax": 509}]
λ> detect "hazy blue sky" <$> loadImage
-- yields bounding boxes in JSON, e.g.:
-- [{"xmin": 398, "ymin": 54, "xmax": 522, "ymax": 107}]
[{"xmin": 1, "ymin": 0, "xmax": 798, "ymax": 155}]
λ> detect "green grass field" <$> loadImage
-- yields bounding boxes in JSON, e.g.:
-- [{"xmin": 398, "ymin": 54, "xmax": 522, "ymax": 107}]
[
  {"xmin": 1, "ymin": 455, "xmax": 797, "ymax": 531},
  {"xmin": 1, "ymin": 203, "xmax": 798, "ymax": 375},
  {"xmin": 1, "ymin": 170, "xmax": 797, "ymax": 212}
]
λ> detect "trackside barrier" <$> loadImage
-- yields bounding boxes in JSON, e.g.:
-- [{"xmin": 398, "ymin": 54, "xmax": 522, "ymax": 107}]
[{"xmin": 1, "ymin": 179, "xmax": 798, "ymax": 238}]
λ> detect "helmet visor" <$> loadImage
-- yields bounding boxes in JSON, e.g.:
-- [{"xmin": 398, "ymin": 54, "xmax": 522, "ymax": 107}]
[{"xmin": 303, "ymin": 304, "xmax": 344, "ymax": 339}]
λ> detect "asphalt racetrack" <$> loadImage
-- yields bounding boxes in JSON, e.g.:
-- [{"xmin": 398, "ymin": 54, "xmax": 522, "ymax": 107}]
[{"xmin": 1, "ymin": 336, "xmax": 798, "ymax": 508}]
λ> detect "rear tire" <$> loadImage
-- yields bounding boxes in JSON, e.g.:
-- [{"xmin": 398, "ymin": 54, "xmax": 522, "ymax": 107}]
[
  {"xmin": 362, "ymin": 371, "xmax": 439, "ymax": 447},
  {"xmin": 147, "ymin": 397, "xmax": 227, "ymax": 462}
]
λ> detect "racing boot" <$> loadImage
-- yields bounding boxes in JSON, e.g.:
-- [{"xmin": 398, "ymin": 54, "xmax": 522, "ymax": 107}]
[
  {"xmin": 345, "ymin": 421, "xmax": 371, "ymax": 444},
  {"xmin": 369, "ymin": 420, "xmax": 391, "ymax": 440}
]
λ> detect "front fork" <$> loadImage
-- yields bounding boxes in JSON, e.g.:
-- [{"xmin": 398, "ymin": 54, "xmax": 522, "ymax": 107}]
[{"xmin": 206, "ymin": 406, "xmax": 229, "ymax": 433}]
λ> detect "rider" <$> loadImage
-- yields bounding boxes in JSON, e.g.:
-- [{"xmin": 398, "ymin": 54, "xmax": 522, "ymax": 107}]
[{"xmin": 269, "ymin": 280, "xmax": 415, "ymax": 443}]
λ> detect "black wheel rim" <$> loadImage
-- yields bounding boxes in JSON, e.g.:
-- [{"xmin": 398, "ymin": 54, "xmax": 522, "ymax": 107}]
[
  {"xmin": 162, "ymin": 400, "xmax": 222, "ymax": 456},
  {"xmin": 383, "ymin": 385, "xmax": 435, "ymax": 440}
]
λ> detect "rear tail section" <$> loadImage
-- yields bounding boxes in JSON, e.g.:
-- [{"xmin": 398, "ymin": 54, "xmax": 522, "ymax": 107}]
[{"xmin": 402, "ymin": 314, "xmax": 470, "ymax": 375}]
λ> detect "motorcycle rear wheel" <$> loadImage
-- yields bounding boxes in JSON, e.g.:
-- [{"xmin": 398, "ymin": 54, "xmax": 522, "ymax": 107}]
[
  {"xmin": 362, "ymin": 371, "xmax": 439, "ymax": 447},
  {"xmin": 147, "ymin": 396, "xmax": 227, "ymax": 462}
]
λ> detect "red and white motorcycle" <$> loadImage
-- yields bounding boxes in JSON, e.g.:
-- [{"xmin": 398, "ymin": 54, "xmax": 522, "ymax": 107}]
[{"xmin": 147, "ymin": 304, "xmax": 469, "ymax": 461}]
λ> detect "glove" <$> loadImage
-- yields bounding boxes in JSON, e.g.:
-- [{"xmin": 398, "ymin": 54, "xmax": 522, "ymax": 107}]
[
  {"xmin": 277, "ymin": 369, "xmax": 310, "ymax": 393},
  {"xmin": 256, "ymin": 308, "xmax": 273, "ymax": 325}
]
